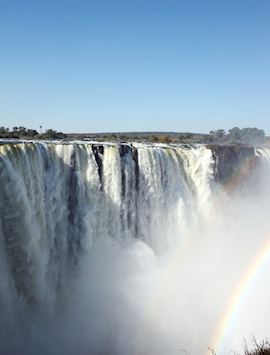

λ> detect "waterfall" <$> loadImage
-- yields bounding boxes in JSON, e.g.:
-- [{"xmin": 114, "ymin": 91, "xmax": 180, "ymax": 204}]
[
  {"xmin": 0, "ymin": 141, "xmax": 269, "ymax": 355},
  {"xmin": 0, "ymin": 142, "xmax": 214, "ymax": 256}
]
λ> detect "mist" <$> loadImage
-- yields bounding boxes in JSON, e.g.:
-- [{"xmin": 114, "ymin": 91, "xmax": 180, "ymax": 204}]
[
  {"xmin": 0, "ymin": 143, "xmax": 270, "ymax": 355},
  {"xmin": 57, "ymin": 189, "xmax": 270, "ymax": 355}
]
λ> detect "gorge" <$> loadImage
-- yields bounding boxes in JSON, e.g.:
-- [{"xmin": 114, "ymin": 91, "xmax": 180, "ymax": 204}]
[{"xmin": 0, "ymin": 141, "xmax": 270, "ymax": 355}]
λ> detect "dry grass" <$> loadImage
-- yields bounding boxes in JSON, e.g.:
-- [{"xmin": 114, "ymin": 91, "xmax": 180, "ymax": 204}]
[
  {"xmin": 208, "ymin": 339, "xmax": 270, "ymax": 355},
  {"xmin": 244, "ymin": 339, "xmax": 270, "ymax": 355}
]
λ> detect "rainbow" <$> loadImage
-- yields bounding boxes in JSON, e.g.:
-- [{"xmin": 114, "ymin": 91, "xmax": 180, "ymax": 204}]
[{"xmin": 209, "ymin": 237, "xmax": 270, "ymax": 354}]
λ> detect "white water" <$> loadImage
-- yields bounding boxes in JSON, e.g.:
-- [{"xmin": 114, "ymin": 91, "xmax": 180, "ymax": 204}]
[{"xmin": 0, "ymin": 142, "xmax": 270, "ymax": 355}]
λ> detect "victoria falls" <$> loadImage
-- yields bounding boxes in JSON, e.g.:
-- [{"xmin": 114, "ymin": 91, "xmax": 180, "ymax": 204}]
[
  {"xmin": 0, "ymin": 141, "xmax": 270, "ymax": 354},
  {"xmin": 1, "ymin": 0, "xmax": 270, "ymax": 353}
]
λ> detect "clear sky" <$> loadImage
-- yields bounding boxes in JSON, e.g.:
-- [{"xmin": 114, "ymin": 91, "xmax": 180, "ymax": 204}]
[{"xmin": 0, "ymin": 0, "xmax": 269, "ymax": 134}]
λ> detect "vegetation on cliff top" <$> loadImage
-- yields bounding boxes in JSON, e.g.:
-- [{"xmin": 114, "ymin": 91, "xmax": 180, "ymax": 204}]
[
  {"xmin": 0, "ymin": 126, "xmax": 66, "ymax": 140},
  {"xmin": 0, "ymin": 125, "xmax": 268, "ymax": 145},
  {"xmin": 69, "ymin": 127, "xmax": 267, "ymax": 145},
  {"xmin": 209, "ymin": 127, "xmax": 266, "ymax": 145}
]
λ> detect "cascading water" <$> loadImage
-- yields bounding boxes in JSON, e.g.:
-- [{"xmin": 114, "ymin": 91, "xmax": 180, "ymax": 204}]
[{"xmin": 0, "ymin": 141, "xmax": 270, "ymax": 355}]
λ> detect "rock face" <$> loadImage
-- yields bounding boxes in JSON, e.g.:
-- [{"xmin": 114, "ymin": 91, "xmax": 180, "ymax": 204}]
[{"xmin": 207, "ymin": 144, "xmax": 259, "ymax": 185}]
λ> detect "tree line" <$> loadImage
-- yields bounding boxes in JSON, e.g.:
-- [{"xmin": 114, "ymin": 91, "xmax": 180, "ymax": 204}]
[
  {"xmin": 209, "ymin": 127, "xmax": 266, "ymax": 145},
  {"xmin": 0, "ymin": 126, "xmax": 67, "ymax": 140},
  {"xmin": 0, "ymin": 125, "xmax": 267, "ymax": 145}
]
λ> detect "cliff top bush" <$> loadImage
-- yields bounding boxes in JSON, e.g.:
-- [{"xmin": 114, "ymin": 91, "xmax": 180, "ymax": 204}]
[
  {"xmin": 209, "ymin": 127, "xmax": 266, "ymax": 145},
  {"xmin": 209, "ymin": 339, "xmax": 270, "ymax": 355},
  {"xmin": 0, "ymin": 126, "xmax": 66, "ymax": 140}
]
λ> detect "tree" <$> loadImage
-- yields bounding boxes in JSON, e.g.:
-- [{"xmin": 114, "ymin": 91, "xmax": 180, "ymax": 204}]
[
  {"xmin": 209, "ymin": 129, "xmax": 226, "ymax": 140},
  {"xmin": 26, "ymin": 129, "xmax": 38, "ymax": 137},
  {"xmin": 228, "ymin": 127, "xmax": 241, "ymax": 142},
  {"xmin": 216, "ymin": 129, "xmax": 226, "ymax": 138}
]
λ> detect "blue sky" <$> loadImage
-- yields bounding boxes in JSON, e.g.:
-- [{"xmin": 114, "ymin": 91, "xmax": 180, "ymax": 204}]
[{"xmin": 0, "ymin": 0, "xmax": 269, "ymax": 133}]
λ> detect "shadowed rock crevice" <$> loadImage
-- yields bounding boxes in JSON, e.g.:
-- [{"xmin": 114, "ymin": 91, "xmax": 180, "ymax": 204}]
[
  {"xmin": 208, "ymin": 145, "xmax": 259, "ymax": 185},
  {"xmin": 92, "ymin": 144, "xmax": 104, "ymax": 187}
]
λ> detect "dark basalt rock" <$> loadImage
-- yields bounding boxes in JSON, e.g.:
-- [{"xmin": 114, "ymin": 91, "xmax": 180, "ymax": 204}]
[
  {"xmin": 131, "ymin": 146, "xmax": 139, "ymax": 192},
  {"xmin": 92, "ymin": 144, "xmax": 104, "ymax": 156},
  {"xmin": 119, "ymin": 144, "xmax": 132, "ymax": 157},
  {"xmin": 119, "ymin": 145, "xmax": 131, "ymax": 198},
  {"xmin": 207, "ymin": 144, "xmax": 260, "ymax": 188},
  {"xmin": 131, "ymin": 146, "xmax": 139, "ymax": 237},
  {"xmin": 92, "ymin": 144, "xmax": 104, "ymax": 185},
  {"xmin": 67, "ymin": 149, "xmax": 84, "ymax": 259},
  {"xmin": 68, "ymin": 150, "xmax": 77, "ymax": 225}
]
